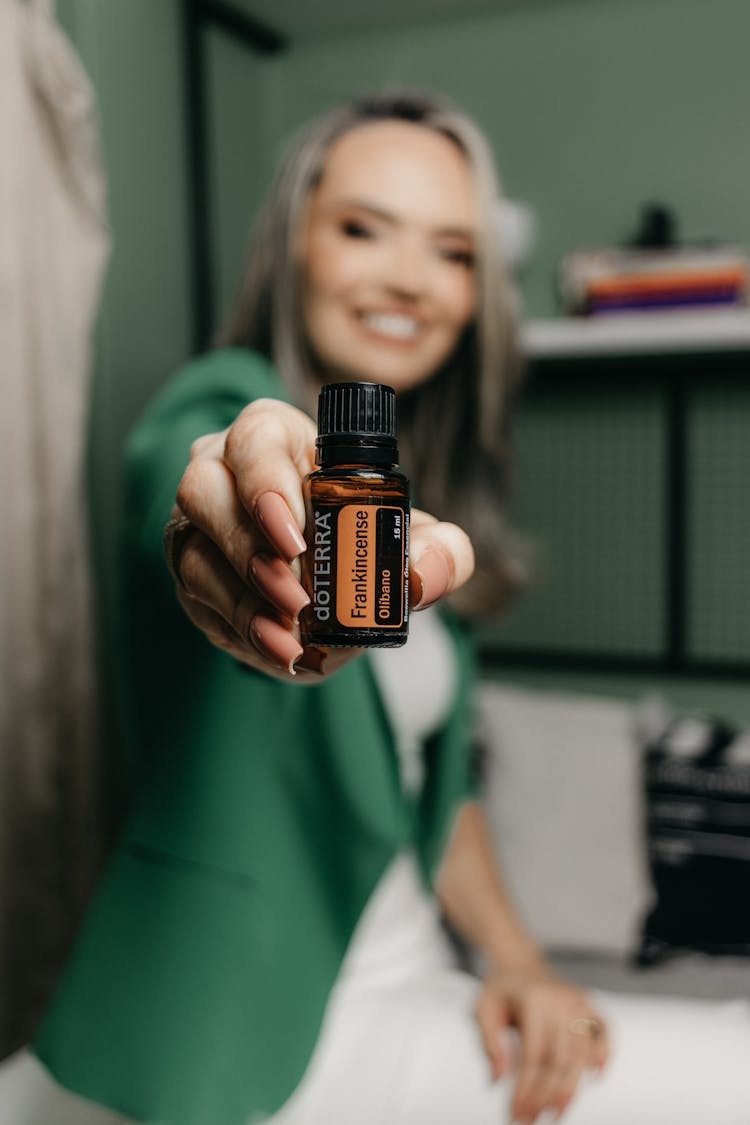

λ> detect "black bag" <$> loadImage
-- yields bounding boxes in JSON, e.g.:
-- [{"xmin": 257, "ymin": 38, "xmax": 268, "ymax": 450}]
[{"xmin": 636, "ymin": 708, "xmax": 750, "ymax": 966}]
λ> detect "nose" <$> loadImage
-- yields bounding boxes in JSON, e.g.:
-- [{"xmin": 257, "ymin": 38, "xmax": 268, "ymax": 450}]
[{"xmin": 382, "ymin": 234, "xmax": 431, "ymax": 300}]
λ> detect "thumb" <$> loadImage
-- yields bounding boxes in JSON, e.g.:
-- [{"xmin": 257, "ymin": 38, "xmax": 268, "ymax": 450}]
[{"xmin": 409, "ymin": 511, "xmax": 475, "ymax": 610}]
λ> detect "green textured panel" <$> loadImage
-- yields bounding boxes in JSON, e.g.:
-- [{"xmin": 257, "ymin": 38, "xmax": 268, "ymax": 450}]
[
  {"xmin": 495, "ymin": 385, "xmax": 665, "ymax": 654},
  {"xmin": 689, "ymin": 380, "xmax": 750, "ymax": 661}
]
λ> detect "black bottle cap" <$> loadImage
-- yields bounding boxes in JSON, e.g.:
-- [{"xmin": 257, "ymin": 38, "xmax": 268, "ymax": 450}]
[{"xmin": 316, "ymin": 382, "xmax": 398, "ymax": 466}]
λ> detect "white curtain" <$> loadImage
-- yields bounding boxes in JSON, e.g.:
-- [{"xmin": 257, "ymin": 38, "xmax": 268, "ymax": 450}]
[{"xmin": 0, "ymin": 0, "xmax": 110, "ymax": 1053}]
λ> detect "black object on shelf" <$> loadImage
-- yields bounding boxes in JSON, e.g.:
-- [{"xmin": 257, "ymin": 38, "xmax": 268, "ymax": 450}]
[{"xmin": 629, "ymin": 202, "xmax": 678, "ymax": 250}]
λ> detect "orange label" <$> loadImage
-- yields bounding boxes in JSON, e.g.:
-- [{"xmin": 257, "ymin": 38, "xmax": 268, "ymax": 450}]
[{"xmin": 336, "ymin": 505, "xmax": 405, "ymax": 628}]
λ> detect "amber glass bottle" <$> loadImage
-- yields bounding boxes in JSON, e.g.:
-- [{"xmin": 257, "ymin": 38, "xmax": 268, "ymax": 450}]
[{"xmin": 299, "ymin": 382, "xmax": 410, "ymax": 648}]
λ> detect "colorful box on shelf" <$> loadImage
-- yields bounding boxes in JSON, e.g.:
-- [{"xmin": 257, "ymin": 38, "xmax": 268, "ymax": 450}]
[{"xmin": 559, "ymin": 247, "xmax": 750, "ymax": 316}]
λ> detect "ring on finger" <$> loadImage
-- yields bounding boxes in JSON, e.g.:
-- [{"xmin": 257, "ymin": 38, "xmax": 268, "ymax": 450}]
[
  {"xmin": 568, "ymin": 1016, "xmax": 605, "ymax": 1042},
  {"xmin": 163, "ymin": 515, "xmax": 198, "ymax": 590}
]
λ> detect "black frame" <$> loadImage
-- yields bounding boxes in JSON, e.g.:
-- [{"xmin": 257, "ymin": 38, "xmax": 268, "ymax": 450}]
[
  {"xmin": 181, "ymin": 0, "xmax": 287, "ymax": 353},
  {"xmin": 179, "ymin": 3, "xmax": 750, "ymax": 680}
]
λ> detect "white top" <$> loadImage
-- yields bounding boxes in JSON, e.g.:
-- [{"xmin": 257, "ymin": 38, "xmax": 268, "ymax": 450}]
[
  {"xmin": 333, "ymin": 608, "xmax": 460, "ymax": 988},
  {"xmin": 369, "ymin": 605, "xmax": 458, "ymax": 795}
]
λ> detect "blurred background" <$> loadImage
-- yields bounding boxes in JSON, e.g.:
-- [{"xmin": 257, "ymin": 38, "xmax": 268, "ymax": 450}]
[{"xmin": 3, "ymin": 0, "xmax": 749, "ymax": 1058}]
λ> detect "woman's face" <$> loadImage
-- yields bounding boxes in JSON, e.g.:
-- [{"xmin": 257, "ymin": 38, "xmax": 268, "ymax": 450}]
[{"xmin": 300, "ymin": 120, "xmax": 479, "ymax": 393}]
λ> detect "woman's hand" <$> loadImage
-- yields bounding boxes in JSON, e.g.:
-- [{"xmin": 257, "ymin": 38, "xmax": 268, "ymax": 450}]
[
  {"xmin": 164, "ymin": 398, "xmax": 474, "ymax": 682},
  {"xmin": 475, "ymin": 964, "xmax": 609, "ymax": 1123}
]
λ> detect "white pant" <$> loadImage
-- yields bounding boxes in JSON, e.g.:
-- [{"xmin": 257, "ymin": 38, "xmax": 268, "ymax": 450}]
[{"xmin": 3, "ymin": 855, "xmax": 750, "ymax": 1125}]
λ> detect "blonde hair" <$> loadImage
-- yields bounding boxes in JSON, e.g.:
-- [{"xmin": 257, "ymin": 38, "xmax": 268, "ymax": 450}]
[{"xmin": 220, "ymin": 90, "xmax": 529, "ymax": 617}]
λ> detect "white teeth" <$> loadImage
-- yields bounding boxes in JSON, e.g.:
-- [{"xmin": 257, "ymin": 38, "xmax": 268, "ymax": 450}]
[{"xmin": 361, "ymin": 313, "xmax": 420, "ymax": 339}]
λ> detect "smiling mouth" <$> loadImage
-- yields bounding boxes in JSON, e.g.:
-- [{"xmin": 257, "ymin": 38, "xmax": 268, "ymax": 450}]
[{"xmin": 358, "ymin": 311, "xmax": 422, "ymax": 341}]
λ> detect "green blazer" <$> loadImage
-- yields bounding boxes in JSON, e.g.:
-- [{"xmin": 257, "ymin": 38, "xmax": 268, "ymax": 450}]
[{"xmin": 35, "ymin": 349, "xmax": 479, "ymax": 1125}]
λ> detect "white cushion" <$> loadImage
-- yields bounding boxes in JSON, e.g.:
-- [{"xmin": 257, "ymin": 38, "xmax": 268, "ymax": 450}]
[{"xmin": 477, "ymin": 683, "xmax": 651, "ymax": 956}]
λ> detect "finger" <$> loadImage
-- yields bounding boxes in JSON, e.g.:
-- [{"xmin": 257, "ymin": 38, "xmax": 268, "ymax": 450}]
[
  {"xmin": 546, "ymin": 1008, "xmax": 609, "ymax": 1119},
  {"xmin": 172, "ymin": 508, "xmax": 359, "ymax": 679},
  {"xmin": 474, "ymin": 990, "xmax": 512, "ymax": 1081},
  {"xmin": 254, "ymin": 490, "xmax": 308, "ymax": 562},
  {"xmin": 176, "ymin": 400, "xmax": 315, "ymax": 579},
  {"xmin": 511, "ymin": 1007, "xmax": 549, "ymax": 1124},
  {"xmin": 177, "ymin": 527, "xmax": 303, "ymax": 673},
  {"xmin": 294, "ymin": 644, "xmax": 364, "ymax": 680},
  {"xmin": 539, "ymin": 1068, "xmax": 585, "ymax": 1124},
  {"xmin": 410, "ymin": 518, "xmax": 475, "ymax": 610},
  {"xmin": 409, "ymin": 508, "xmax": 439, "ymax": 530},
  {"xmin": 176, "ymin": 584, "xmax": 357, "ymax": 684},
  {"xmin": 567, "ymin": 1009, "xmax": 610, "ymax": 1074},
  {"xmin": 249, "ymin": 553, "xmax": 310, "ymax": 621},
  {"xmin": 188, "ymin": 430, "xmax": 227, "ymax": 462},
  {"xmin": 176, "ymin": 590, "xmax": 304, "ymax": 681},
  {"xmin": 222, "ymin": 399, "xmax": 317, "ymax": 547},
  {"xmin": 589, "ymin": 1017, "xmax": 611, "ymax": 1074},
  {"xmin": 175, "ymin": 589, "xmax": 246, "ymax": 658},
  {"xmin": 176, "ymin": 454, "xmax": 272, "ymax": 577},
  {"xmin": 177, "ymin": 456, "xmax": 309, "ymax": 613},
  {"xmin": 541, "ymin": 1018, "xmax": 589, "ymax": 1121},
  {"xmin": 549, "ymin": 1061, "xmax": 587, "ymax": 1122},
  {"xmin": 250, "ymin": 614, "xmax": 304, "ymax": 676}
]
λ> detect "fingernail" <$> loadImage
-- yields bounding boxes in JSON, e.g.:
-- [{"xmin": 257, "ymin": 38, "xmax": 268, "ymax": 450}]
[
  {"xmin": 255, "ymin": 491, "xmax": 307, "ymax": 560},
  {"xmin": 250, "ymin": 614, "xmax": 303, "ymax": 674},
  {"xmin": 412, "ymin": 548, "xmax": 451, "ymax": 610},
  {"xmin": 250, "ymin": 553, "xmax": 310, "ymax": 620},
  {"xmin": 294, "ymin": 646, "xmax": 328, "ymax": 676}
]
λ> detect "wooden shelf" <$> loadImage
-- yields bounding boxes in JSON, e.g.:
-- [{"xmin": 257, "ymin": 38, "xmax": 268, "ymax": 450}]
[{"xmin": 522, "ymin": 309, "xmax": 750, "ymax": 359}]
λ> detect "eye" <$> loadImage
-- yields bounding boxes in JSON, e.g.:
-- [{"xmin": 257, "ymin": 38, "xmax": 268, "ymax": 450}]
[
  {"xmin": 341, "ymin": 218, "xmax": 374, "ymax": 239},
  {"xmin": 439, "ymin": 246, "xmax": 475, "ymax": 268}
]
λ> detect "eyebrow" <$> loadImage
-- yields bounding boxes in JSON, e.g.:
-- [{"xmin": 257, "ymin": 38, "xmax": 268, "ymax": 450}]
[{"xmin": 330, "ymin": 197, "xmax": 477, "ymax": 240}]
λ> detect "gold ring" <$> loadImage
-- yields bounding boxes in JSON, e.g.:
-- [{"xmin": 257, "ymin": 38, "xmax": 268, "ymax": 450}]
[
  {"xmin": 163, "ymin": 515, "xmax": 197, "ymax": 589},
  {"xmin": 568, "ymin": 1016, "xmax": 605, "ymax": 1041}
]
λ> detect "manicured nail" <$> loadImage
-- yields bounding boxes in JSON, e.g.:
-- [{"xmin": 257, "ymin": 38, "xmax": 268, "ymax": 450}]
[
  {"xmin": 250, "ymin": 614, "xmax": 303, "ymax": 674},
  {"xmin": 294, "ymin": 646, "xmax": 328, "ymax": 676},
  {"xmin": 255, "ymin": 491, "xmax": 307, "ymax": 560},
  {"xmin": 249, "ymin": 553, "xmax": 310, "ymax": 620},
  {"xmin": 412, "ymin": 548, "xmax": 451, "ymax": 609}
]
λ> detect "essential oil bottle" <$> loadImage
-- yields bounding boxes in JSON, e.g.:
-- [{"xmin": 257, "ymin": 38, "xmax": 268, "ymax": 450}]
[{"xmin": 299, "ymin": 381, "xmax": 410, "ymax": 648}]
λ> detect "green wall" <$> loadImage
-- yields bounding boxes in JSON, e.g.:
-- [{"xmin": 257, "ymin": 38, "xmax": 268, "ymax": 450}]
[
  {"xmin": 206, "ymin": 28, "xmax": 278, "ymax": 326},
  {"xmin": 58, "ymin": 0, "xmax": 192, "ymax": 640}
]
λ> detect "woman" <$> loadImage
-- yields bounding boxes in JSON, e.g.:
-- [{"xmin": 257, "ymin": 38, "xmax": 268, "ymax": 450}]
[{"xmin": 5, "ymin": 90, "xmax": 750, "ymax": 1125}]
